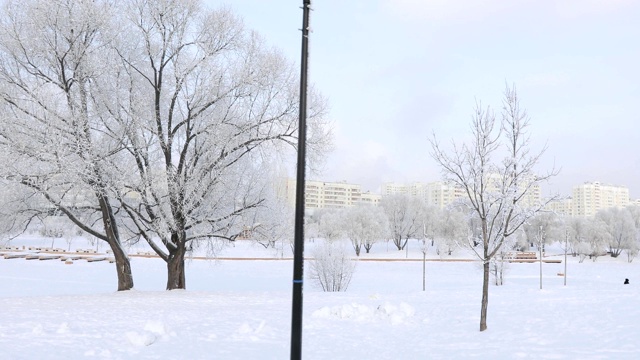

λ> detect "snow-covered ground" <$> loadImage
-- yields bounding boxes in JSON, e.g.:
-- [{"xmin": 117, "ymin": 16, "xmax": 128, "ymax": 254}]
[{"xmin": 1, "ymin": 236, "xmax": 639, "ymax": 359}]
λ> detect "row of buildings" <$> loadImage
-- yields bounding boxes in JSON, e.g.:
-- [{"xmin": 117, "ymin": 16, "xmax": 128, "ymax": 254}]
[
  {"xmin": 284, "ymin": 178, "xmax": 639, "ymax": 217},
  {"xmin": 547, "ymin": 181, "xmax": 639, "ymax": 217}
]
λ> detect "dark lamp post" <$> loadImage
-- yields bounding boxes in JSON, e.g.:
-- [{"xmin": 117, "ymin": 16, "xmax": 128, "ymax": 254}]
[{"xmin": 290, "ymin": 1, "xmax": 311, "ymax": 359}]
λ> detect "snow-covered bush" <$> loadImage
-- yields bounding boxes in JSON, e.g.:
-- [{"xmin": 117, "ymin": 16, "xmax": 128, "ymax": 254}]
[{"xmin": 309, "ymin": 241, "xmax": 356, "ymax": 292}]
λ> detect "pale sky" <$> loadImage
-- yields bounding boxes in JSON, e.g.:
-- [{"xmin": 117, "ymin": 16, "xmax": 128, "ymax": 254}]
[{"xmin": 212, "ymin": 0, "xmax": 640, "ymax": 199}]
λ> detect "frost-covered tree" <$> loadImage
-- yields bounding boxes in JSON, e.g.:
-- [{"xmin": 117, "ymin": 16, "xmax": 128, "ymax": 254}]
[
  {"xmin": 343, "ymin": 205, "xmax": 387, "ymax": 256},
  {"xmin": 566, "ymin": 216, "xmax": 587, "ymax": 256},
  {"xmin": 317, "ymin": 209, "xmax": 345, "ymax": 243},
  {"xmin": 381, "ymin": 194, "xmax": 426, "ymax": 250},
  {"xmin": 0, "ymin": 0, "xmax": 332, "ymax": 291},
  {"xmin": 309, "ymin": 241, "xmax": 356, "ymax": 292},
  {"xmin": 98, "ymin": 0, "xmax": 331, "ymax": 290},
  {"xmin": 244, "ymin": 180, "xmax": 294, "ymax": 255},
  {"xmin": 430, "ymin": 85, "xmax": 557, "ymax": 331},
  {"xmin": 422, "ymin": 205, "xmax": 440, "ymax": 248},
  {"xmin": 523, "ymin": 212, "xmax": 561, "ymax": 253},
  {"xmin": 435, "ymin": 207, "xmax": 466, "ymax": 256},
  {"xmin": 0, "ymin": 0, "xmax": 134, "ymax": 291},
  {"xmin": 576, "ymin": 218, "xmax": 609, "ymax": 262},
  {"xmin": 626, "ymin": 206, "xmax": 640, "ymax": 262},
  {"xmin": 596, "ymin": 207, "xmax": 636, "ymax": 258}
]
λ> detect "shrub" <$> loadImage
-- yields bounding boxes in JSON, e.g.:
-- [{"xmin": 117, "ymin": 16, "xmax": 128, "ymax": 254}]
[{"xmin": 309, "ymin": 241, "xmax": 356, "ymax": 292}]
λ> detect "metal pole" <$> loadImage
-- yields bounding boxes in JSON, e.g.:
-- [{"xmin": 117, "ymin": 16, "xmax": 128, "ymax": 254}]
[
  {"xmin": 564, "ymin": 229, "xmax": 568, "ymax": 286},
  {"xmin": 290, "ymin": 1, "xmax": 311, "ymax": 359},
  {"xmin": 422, "ymin": 224, "xmax": 427, "ymax": 291},
  {"xmin": 422, "ymin": 251, "xmax": 426, "ymax": 291},
  {"xmin": 539, "ymin": 226, "xmax": 542, "ymax": 290}
]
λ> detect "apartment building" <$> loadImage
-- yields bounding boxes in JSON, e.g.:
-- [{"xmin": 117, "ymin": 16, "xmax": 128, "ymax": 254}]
[
  {"xmin": 284, "ymin": 178, "xmax": 633, "ymax": 215},
  {"xmin": 381, "ymin": 182, "xmax": 428, "ymax": 200},
  {"xmin": 572, "ymin": 181, "xmax": 630, "ymax": 217},
  {"xmin": 286, "ymin": 178, "xmax": 381, "ymax": 210},
  {"xmin": 545, "ymin": 198, "xmax": 573, "ymax": 216},
  {"xmin": 381, "ymin": 181, "xmax": 464, "ymax": 208},
  {"xmin": 424, "ymin": 181, "xmax": 466, "ymax": 209},
  {"xmin": 382, "ymin": 179, "xmax": 540, "ymax": 209},
  {"xmin": 360, "ymin": 191, "xmax": 382, "ymax": 206},
  {"xmin": 381, "ymin": 182, "xmax": 410, "ymax": 196}
]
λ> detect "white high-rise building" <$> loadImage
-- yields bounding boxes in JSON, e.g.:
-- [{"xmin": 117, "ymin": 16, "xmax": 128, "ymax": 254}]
[
  {"xmin": 545, "ymin": 197, "xmax": 573, "ymax": 216},
  {"xmin": 286, "ymin": 179, "xmax": 381, "ymax": 210},
  {"xmin": 382, "ymin": 181, "xmax": 464, "ymax": 208},
  {"xmin": 572, "ymin": 181, "xmax": 630, "ymax": 217},
  {"xmin": 424, "ymin": 181, "xmax": 465, "ymax": 209},
  {"xmin": 381, "ymin": 182, "xmax": 410, "ymax": 196},
  {"xmin": 382, "ymin": 178, "xmax": 540, "ymax": 210}
]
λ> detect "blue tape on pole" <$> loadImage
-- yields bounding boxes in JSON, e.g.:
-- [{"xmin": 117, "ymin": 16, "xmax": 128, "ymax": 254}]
[{"xmin": 293, "ymin": 279, "xmax": 303, "ymax": 284}]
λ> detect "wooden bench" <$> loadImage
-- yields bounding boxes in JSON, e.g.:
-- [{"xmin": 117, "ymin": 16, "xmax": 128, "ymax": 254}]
[
  {"xmin": 3, "ymin": 254, "xmax": 27, "ymax": 259},
  {"xmin": 38, "ymin": 255, "xmax": 62, "ymax": 261},
  {"xmin": 506, "ymin": 252, "xmax": 538, "ymax": 262}
]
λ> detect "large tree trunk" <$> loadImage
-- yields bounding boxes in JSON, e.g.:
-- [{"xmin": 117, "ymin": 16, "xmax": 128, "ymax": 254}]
[
  {"xmin": 98, "ymin": 194, "xmax": 134, "ymax": 291},
  {"xmin": 110, "ymin": 243, "xmax": 134, "ymax": 291},
  {"xmin": 480, "ymin": 260, "xmax": 489, "ymax": 331},
  {"xmin": 166, "ymin": 232, "xmax": 186, "ymax": 290}
]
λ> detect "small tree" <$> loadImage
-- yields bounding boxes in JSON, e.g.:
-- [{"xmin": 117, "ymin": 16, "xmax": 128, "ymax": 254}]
[
  {"xmin": 343, "ymin": 205, "xmax": 387, "ymax": 256},
  {"xmin": 381, "ymin": 194, "xmax": 426, "ymax": 250},
  {"xmin": 626, "ymin": 205, "xmax": 640, "ymax": 263},
  {"xmin": 309, "ymin": 241, "xmax": 356, "ymax": 292},
  {"xmin": 430, "ymin": 84, "xmax": 557, "ymax": 331},
  {"xmin": 584, "ymin": 218, "xmax": 610, "ymax": 261},
  {"xmin": 435, "ymin": 207, "xmax": 466, "ymax": 256},
  {"xmin": 317, "ymin": 209, "xmax": 345, "ymax": 243},
  {"xmin": 524, "ymin": 212, "xmax": 561, "ymax": 254}
]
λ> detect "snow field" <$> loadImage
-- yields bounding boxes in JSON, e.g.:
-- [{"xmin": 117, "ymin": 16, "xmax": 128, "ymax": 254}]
[{"xmin": 1, "ymin": 239, "xmax": 639, "ymax": 359}]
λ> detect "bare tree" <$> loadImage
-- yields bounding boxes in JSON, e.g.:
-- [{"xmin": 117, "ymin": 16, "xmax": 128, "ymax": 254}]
[
  {"xmin": 317, "ymin": 209, "xmax": 345, "ymax": 243},
  {"xmin": 245, "ymin": 173, "xmax": 295, "ymax": 257},
  {"xmin": 0, "ymin": 0, "xmax": 134, "ymax": 290},
  {"xmin": 422, "ymin": 205, "xmax": 440, "ymax": 248},
  {"xmin": 626, "ymin": 205, "xmax": 640, "ymax": 263},
  {"xmin": 585, "ymin": 218, "xmax": 610, "ymax": 261},
  {"xmin": 381, "ymin": 194, "xmax": 426, "ymax": 251},
  {"xmin": 343, "ymin": 204, "xmax": 388, "ymax": 256},
  {"xmin": 430, "ymin": 84, "xmax": 557, "ymax": 331},
  {"xmin": 596, "ymin": 207, "xmax": 636, "ymax": 258},
  {"xmin": 309, "ymin": 241, "xmax": 356, "ymax": 292},
  {"xmin": 565, "ymin": 216, "xmax": 587, "ymax": 256},
  {"xmin": 567, "ymin": 215, "xmax": 611, "ymax": 262},
  {"xmin": 435, "ymin": 207, "xmax": 466, "ymax": 256},
  {"xmin": 103, "ymin": 0, "xmax": 331, "ymax": 290},
  {"xmin": 524, "ymin": 212, "xmax": 561, "ymax": 253}
]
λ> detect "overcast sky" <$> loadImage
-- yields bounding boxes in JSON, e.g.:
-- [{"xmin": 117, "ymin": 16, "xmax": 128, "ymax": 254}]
[{"xmin": 212, "ymin": 0, "xmax": 639, "ymax": 199}]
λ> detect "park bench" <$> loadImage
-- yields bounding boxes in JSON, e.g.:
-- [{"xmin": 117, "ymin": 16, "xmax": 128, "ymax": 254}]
[
  {"xmin": 506, "ymin": 252, "xmax": 538, "ymax": 262},
  {"xmin": 38, "ymin": 255, "xmax": 62, "ymax": 260},
  {"xmin": 3, "ymin": 254, "xmax": 27, "ymax": 259}
]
